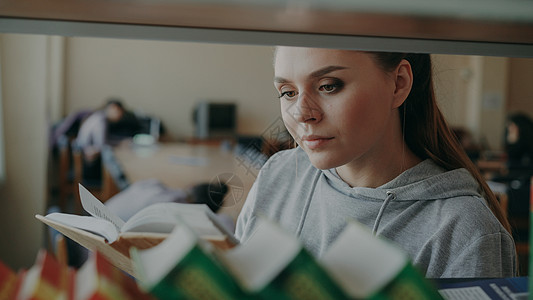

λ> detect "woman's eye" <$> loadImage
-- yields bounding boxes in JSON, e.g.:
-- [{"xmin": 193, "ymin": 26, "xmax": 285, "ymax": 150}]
[
  {"xmin": 278, "ymin": 90, "xmax": 298, "ymax": 100},
  {"xmin": 318, "ymin": 80, "xmax": 343, "ymax": 94},
  {"xmin": 319, "ymin": 83, "xmax": 339, "ymax": 93},
  {"xmin": 321, "ymin": 84, "xmax": 336, "ymax": 92}
]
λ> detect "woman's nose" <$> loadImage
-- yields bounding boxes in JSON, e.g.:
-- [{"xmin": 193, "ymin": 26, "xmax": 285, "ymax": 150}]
[{"xmin": 291, "ymin": 92, "xmax": 323, "ymax": 123}]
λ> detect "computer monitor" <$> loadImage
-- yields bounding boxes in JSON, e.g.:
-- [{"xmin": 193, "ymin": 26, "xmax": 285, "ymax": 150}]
[{"xmin": 193, "ymin": 101, "xmax": 237, "ymax": 139}]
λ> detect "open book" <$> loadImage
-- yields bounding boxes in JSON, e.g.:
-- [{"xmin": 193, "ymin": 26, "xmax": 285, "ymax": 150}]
[{"xmin": 36, "ymin": 184, "xmax": 238, "ymax": 276}]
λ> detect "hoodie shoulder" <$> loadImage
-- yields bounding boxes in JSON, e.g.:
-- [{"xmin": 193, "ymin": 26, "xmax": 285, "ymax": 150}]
[{"xmin": 380, "ymin": 159, "xmax": 482, "ymax": 201}]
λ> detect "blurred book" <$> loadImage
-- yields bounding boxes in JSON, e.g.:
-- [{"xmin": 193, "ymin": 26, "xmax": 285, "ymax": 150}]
[
  {"xmin": 0, "ymin": 260, "xmax": 23, "ymax": 300},
  {"xmin": 0, "ymin": 250, "xmax": 152, "ymax": 300},
  {"xmin": 217, "ymin": 218, "xmax": 347, "ymax": 299},
  {"xmin": 319, "ymin": 220, "xmax": 443, "ymax": 299},
  {"xmin": 75, "ymin": 251, "xmax": 152, "ymax": 300},
  {"xmin": 131, "ymin": 217, "xmax": 245, "ymax": 299},
  {"xmin": 530, "ymin": 175, "xmax": 533, "ymax": 299},
  {"xmin": 133, "ymin": 217, "xmax": 442, "ymax": 300},
  {"xmin": 437, "ymin": 277, "xmax": 528, "ymax": 300},
  {"xmin": 16, "ymin": 249, "xmax": 74, "ymax": 300}
]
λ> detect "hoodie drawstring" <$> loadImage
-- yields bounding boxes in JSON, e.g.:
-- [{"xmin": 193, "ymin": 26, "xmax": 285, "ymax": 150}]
[{"xmin": 372, "ymin": 191, "xmax": 396, "ymax": 236}]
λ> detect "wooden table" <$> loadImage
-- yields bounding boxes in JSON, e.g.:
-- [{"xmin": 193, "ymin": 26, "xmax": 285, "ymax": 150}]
[{"xmin": 101, "ymin": 141, "xmax": 260, "ymax": 221}]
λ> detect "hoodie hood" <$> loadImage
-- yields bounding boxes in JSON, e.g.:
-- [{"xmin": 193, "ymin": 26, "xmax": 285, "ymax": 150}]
[
  {"xmin": 323, "ymin": 159, "xmax": 482, "ymax": 202},
  {"xmin": 324, "ymin": 159, "xmax": 483, "ymax": 235}
]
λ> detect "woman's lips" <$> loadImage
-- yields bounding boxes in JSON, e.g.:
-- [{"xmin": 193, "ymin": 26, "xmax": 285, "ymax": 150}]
[{"xmin": 301, "ymin": 136, "xmax": 334, "ymax": 150}]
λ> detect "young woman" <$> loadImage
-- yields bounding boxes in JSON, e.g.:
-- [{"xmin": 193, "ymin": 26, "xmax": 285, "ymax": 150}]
[{"xmin": 235, "ymin": 47, "xmax": 516, "ymax": 278}]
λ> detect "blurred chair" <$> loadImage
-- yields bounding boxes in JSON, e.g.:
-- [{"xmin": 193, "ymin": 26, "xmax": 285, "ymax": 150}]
[
  {"xmin": 56, "ymin": 135, "xmax": 75, "ymax": 211},
  {"xmin": 508, "ymin": 178, "xmax": 530, "ymax": 275},
  {"xmin": 499, "ymin": 178, "xmax": 530, "ymax": 275},
  {"xmin": 51, "ymin": 110, "xmax": 92, "ymax": 212},
  {"xmin": 72, "ymin": 141, "xmax": 103, "ymax": 213},
  {"xmin": 100, "ymin": 145, "xmax": 127, "ymax": 201},
  {"xmin": 46, "ymin": 205, "xmax": 88, "ymax": 268}
]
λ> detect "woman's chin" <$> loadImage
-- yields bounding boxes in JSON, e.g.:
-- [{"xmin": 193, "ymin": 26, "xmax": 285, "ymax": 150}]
[{"xmin": 306, "ymin": 153, "xmax": 342, "ymax": 170}]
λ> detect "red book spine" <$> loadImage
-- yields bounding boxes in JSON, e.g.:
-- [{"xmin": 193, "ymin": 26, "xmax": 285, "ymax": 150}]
[
  {"xmin": 0, "ymin": 261, "xmax": 17, "ymax": 300},
  {"xmin": 92, "ymin": 251, "xmax": 152, "ymax": 300},
  {"xmin": 27, "ymin": 250, "xmax": 74, "ymax": 300}
]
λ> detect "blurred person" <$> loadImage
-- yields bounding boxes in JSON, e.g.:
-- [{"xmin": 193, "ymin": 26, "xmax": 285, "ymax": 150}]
[
  {"xmin": 491, "ymin": 113, "xmax": 533, "ymax": 220},
  {"xmin": 75, "ymin": 98, "xmax": 141, "ymax": 180},
  {"xmin": 505, "ymin": 113, "xmax": 533, "ymax": 169}
]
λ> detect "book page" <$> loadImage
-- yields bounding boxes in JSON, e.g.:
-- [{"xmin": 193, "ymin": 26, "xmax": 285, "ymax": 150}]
[
  {"xmin": 45, "ymin": 212, "xmax": 120, "ymax": 243},
  {"xmin": 131, "ymin": 222, "xmax": 197, "ymax": 285},
  {"xmin": 121, "ymin": 202, "xmax": 228, "ymax": 239},
  {"xmin": 79, "ymin": 184, "xmax": 125, "ymax": 231},
  {"xmin": 439, "ymin": 287, "xmax": 492, "ymax": 300},
  {"xmin": 319, "ymin": 220, "xmax": 407, "ymax": 298},
  {"xmin": 218, "ymin": 218, "xmax": 301, "ymax": 292}
]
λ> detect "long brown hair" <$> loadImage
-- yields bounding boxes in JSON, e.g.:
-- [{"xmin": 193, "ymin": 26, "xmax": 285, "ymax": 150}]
[{"xmin": 370, "ymin": 52, "xmax": 512, "ymax": 234}]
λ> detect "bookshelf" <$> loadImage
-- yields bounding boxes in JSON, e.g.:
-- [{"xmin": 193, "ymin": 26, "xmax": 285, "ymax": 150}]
[{"xmin": 0, "ymin": 0, "xmax": 532, "ymax": 57}]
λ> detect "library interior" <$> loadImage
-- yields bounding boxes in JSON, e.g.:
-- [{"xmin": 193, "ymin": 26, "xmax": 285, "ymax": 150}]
[{"xmin": 1, "ymin": 0, "xmax": 533, "ymax": 298}]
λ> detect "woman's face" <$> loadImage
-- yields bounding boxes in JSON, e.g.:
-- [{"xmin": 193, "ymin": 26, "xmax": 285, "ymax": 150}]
[{"xmin": 274, "ymin": 47, "xmax": 405, "ymax": 170}]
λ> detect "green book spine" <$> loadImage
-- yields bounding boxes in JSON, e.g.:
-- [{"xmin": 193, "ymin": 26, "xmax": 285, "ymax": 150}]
[
  {"xmin": 527, "ymin": 177, "xmax": 533, "ymax": 300},
  {"xmin": 368, "ymin": 262, "xmax": 443, "ymax": 300},
  {"xmin": 257, "ymin": 249, "xmax": 349, "ymax": 300},
  {"xmin": 150, "ymin": 245, "xmax": 247, "ymax": 300}
]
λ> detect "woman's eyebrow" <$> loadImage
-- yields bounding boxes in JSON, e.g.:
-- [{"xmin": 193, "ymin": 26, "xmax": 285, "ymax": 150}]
[
  {"xmin": 273, "ymin": 65, "xmax": 348, "ymax": 84},
  {"xmin": 309, "ymin": 65, "xmax": 348, "ymax": 78},
  {"xmin": 273, "ymin": 76, "xmax": 290, "ymax": 84}
]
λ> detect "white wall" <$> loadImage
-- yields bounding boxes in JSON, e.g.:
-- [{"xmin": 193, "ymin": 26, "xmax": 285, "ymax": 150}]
[
  {"xmin": 507, "ymin": 58, "xmax": 533, "ymax": 117},
  {"xmin": 64, "ymin": 38, "xmax": 280, "ymax": 140},
  {"xmin": 0, "ymin": 34, "xmax": 49, "ymax": 269},
  {"xmin": 478, "ymin": 57, "xmax": 509, "ymax": 151},
  {"xmin": 432, "ymin": 54, "xmax": 473, "ymax": 127},
  {"xmin": 433, "ymin": 54, "xmax": 514, "ymax": 151}
]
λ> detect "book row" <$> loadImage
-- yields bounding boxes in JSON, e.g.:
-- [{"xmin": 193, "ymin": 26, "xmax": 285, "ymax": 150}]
[{"xmin": 0, "ymin": 249, "xmax": 151, "ymax": 300}]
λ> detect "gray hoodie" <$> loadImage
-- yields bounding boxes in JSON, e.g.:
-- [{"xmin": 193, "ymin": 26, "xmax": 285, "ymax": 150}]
[{"xmin": 235, "ymin": 147, "xmax": 517, "ymax": 278}]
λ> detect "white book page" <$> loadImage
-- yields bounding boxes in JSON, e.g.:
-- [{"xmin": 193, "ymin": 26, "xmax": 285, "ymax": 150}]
[
  {"xmin": 133, "ymin": 223, "xmax": 197, "ymax": 285},
  {"xmin": 75, "ymin": 253, "xmax": 97, "ymax": 300},
  {"xmin": 17, "ymin": 264, "xmax": 40, "ymax": 300},
  {"xmin": 319, "ymin": 221, "xmax": 407, "ymax": 299},
  {"xmin": 121, "ymin": 202, "xmax": 225, "ymax": 239},
  {"xmin": 439, "ymin": 287, "xmax": 492, "ymax": 300},
  {"xmin": 218, "ymin": 218, "xmax": 300, "ymax": 292},
  {"xmin": 45, "ymin": 212, "xmax": 120, "ymax": 243},
  {"xmin": 79, "ymin": 183, "xmax": 125, "ymax": 231}
]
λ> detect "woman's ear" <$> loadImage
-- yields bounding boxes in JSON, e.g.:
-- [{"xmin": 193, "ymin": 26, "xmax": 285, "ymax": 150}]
[{"xmin": 392, "ymin": 59, "xmax": 413, "ymax": 109}]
